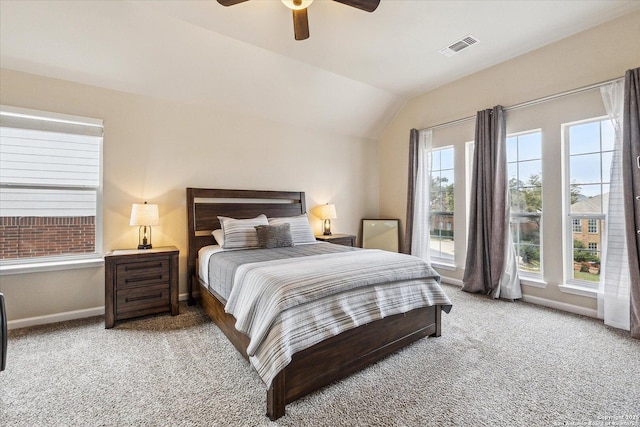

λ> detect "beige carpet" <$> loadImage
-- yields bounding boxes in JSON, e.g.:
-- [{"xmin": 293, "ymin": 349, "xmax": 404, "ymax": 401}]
[{"xmin": 1, "ymin": 283, "xmax": 639, "ymax": 426}]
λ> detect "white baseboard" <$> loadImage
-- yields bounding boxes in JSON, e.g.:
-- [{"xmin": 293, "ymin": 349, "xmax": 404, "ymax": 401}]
[
  {"xmin": 439, "ymin": 275, "xmax": 597, "ymax": 318},
  {"xmin": 7, "ymin": 292, "xmax": 192, "ymax": 330},
  {"xmin": 521, "ymin": 294, "xmax": 598, "ymax": 318},
  {"xmin": 8, "ymin": 306, "xmax": 105, "ymax": 330}
]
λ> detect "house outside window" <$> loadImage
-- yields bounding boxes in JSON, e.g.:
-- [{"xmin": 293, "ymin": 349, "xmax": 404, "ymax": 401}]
[
  {"xmin": 0, "ymin": 106, "xmax": 103, "ymax": 271},
  {"xmin": 507, "ymin": 130, "xmax": 542, "ymax": 275},
  {"xmin": 564, "ymin": 117, "xmax": 613, "ymax": 286},
  {"xmin": 429, "ymin": 146, "xmax": 454, "ymax": 261},
  {"xmin": 572, "ymin": 218, "xmax": 582, "ymax": 232}
]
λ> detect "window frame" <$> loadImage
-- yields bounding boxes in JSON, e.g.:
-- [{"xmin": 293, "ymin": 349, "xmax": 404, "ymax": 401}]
[
  {"xmin": 562, "ymin": 116, "xmax": 611, "ymax": 291},
  {"xmin": 0, "ymin": 105, "xmax": 104, "ymax": 275},
  {"xmin": 506, "ymin": 129, "xmax": 544, "ymax": 279},
  {"xmin": 429, "ymin": 145, "xmax": 455, "ymax": 265}
]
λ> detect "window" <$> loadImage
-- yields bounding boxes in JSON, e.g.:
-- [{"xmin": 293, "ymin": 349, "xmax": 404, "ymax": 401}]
[
  {"xmin": 572, "ymin": 218, "xmax": 582, "ymax": 232},
  {"xmin": 429, "ymin": 146, "xmax": 454, "ymax": 261},
  {"xmin": 0, "ymin": 106, "xmax": 103, "ymax": 269},
  {"xmin": 507, "ymin": 130, "xmax": 542, "ymax": 275},
  {"xmin": 564, "ymin": 117, "xmax": 613, "ymax": 286}
]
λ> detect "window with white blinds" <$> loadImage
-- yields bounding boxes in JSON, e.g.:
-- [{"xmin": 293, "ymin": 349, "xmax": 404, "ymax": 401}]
[{"xmin": 0, "ymin": 106, "xmax": 103, "ymax": 265}]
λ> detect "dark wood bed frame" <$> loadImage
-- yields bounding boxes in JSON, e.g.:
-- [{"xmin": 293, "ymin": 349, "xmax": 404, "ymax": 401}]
[{"xmin": 186, "ymin": 188, "xmax": 443, "ymax": 420}]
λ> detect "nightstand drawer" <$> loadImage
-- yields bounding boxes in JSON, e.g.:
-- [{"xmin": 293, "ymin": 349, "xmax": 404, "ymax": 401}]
[
  {"xmin": 116, "ymin": 283, "xmax": 170, "ymax": 317},
  {"xmin": 116, "ymin": 259, "xmax": 170, "ymax": 289}
]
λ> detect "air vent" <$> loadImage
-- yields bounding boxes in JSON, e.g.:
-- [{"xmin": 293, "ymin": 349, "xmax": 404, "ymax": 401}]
[{"xmin": 439, "ymin": 34, "xmax": 479, "ymax": 57}]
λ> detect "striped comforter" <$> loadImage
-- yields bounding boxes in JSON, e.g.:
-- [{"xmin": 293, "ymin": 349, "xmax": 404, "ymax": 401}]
[{"xmin": 213, "ymin": 245, "xmax": 452, "ymax": 387}]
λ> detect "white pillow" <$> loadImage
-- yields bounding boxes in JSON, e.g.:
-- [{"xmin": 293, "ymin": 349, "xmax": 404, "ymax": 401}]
[
  {"xmin": 211, "ymin": 229, "xmax": 225, "ymax": 246},
  {"xmin": 217, "ymin": 214, "xmax": 268, "ymax": 249},
  {"xmin": 268, "ymin": 214, "xmax": 316, "ymax": 244}
]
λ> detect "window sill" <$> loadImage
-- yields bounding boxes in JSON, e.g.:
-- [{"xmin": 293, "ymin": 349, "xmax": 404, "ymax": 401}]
[
  {"xmin": 431, "ymin": 261, "xmax": 456, "ymax": 271},
  {"xmin": 558, "ymin": 283, "xmax": 598, "ymax": 299},
  {"xmin": 0, "ymin": 256, "xmax": 104, "ymax": 276},
  {"xmin": 519, "ymin": 276, "xmax": 547, "ymax": 289}
]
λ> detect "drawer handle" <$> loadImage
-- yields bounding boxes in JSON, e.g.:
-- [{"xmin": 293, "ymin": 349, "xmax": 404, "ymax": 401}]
[
  {"xmin": 126, "ymin": 293, "xmax": 163, "ymax": 303},
  {"xmin": 125, "ymin": 263, "xmax": 163, "ymax": 271},
  {"xmin": 125, "ymin": 275, "xmax": 162, "ymax": 284}
]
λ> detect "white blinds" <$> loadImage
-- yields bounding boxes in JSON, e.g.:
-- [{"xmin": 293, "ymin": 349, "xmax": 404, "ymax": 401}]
[{"xmin": 0, "ymin": 106, "xmax": 103, "ymax": 217}]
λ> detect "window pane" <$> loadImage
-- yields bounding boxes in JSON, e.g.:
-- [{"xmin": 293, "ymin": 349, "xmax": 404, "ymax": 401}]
[
  {"xmin": 518, "ymin": 160, "xmax": 542, "ymax": 184},
  {"xmin": 570, "ymin": 186, "xmax": 603, "ymax": 214},
  {"xmin": 571, "ymin": 217, "xmax": 603, "ymax": 283},
  {"xmin": 508, "ymin": 163, "xmax": 518, "ymax": 184},
  {"xmin": 0, "ymin": 109, "xmax": 102, "ymax": 263},
  {"xmin": 507, "ymin": 137, "xmax": 518, "ymax": 162},
  {"xmin": 569, "ymin": 121, "xmax": 601, "ymax": 155},
  {"xmin": 601, "ymin": 151, "xmax": 613, "ymax": 184},
  {"xmin": 510, "ymin": 215, "xmax": 541, "ymax": 273},
  {"xmin": 430, "ymin": 147, "xmax": 454, "ymax": 261},
  {"xmin": 440, "ymin": 169, "xmax": 455, "ymax": 188},
  {"xmin": 440, "ymin": 148, "xmax": 454, "ymax": 169},
  {"xmin": 0, "ymin": 188, "xmax": 97, "ymax": 260},
  {"xmin": 570, "ymin": 153, "xmax": 601, "ymax": 184},
  {"xmin": 506, "ymin": 131, "xmax": 542, "ymax": 275},
  {"xmin": 518, "ymin": 132, "xmax": 542, "ymax": 161},
  {"xmin": 431, "ymin": 149, "xmax": 441, "ymax": 170},
  {"xmin": 601, "ymin": 119, "xmax": 615, "ymax": 152}
]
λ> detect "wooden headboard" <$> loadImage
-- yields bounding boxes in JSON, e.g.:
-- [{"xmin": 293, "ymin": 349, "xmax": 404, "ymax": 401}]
[{"xmin": 185, "ymin": 188, "xmax": 307, "ymax": 303}]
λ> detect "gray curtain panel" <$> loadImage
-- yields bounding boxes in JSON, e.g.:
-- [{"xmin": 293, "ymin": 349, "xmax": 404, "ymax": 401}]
[
  {"xmin": 623, "ymin": 67, "xmax": 640, "ymax": 339},
  {"xmin": 404, "ymin": 128, "xmax": 419, "ymax": 255},
  {"xmin": 462, "ymin": 106, "xmax": 510, "ymax": 296}
]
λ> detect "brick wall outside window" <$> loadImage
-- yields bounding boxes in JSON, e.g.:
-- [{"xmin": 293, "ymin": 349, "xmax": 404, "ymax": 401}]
[{"xmin": 0, "ymin": 216, "xmax": 95, "ymax": 260}]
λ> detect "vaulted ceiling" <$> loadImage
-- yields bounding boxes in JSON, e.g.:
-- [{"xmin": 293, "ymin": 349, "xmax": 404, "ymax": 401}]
[{"xmin": 1, "ymin": 1, "xmax": 638, "ymax": 139}]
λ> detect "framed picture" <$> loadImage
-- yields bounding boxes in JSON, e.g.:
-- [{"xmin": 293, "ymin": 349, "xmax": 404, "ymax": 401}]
[{"xmin": 362, "ymin": 219, "xmax": 400, "ymax": 252}]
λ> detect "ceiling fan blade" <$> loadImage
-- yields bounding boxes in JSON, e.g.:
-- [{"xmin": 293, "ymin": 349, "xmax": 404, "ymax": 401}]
[
  {"xmin": 217, "ymin": 0, "xmax": 250, "ymax": 6},
  {"xmin": 332, "ymin": 0, "xmax": 380, "ymax": 12},
  {"xmin": 292, "ymin": 9, "xmax": 310, "ymax": 41}
]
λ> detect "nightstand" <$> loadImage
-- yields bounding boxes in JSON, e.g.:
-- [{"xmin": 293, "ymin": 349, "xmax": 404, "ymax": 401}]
[
  {"xmin": 105, "ymin": 246, "xmax": 179, "ymax": 329},
  {"xmin": 315, "ymin": 234, "xmax": 356, "ymax": 247}
]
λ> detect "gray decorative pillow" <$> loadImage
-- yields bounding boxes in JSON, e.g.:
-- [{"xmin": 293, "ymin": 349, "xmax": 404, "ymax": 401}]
[{"xmin": 254, "ymin": 223, "xmax": 294, "ymax": 249}]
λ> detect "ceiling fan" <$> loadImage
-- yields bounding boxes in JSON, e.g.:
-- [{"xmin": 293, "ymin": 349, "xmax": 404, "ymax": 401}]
[{"xmin": 217, "ymin": 0, "xmax": 380, "ymax": 41}]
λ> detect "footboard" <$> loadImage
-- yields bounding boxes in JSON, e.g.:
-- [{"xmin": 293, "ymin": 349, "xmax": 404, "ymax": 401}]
[
  {"xmin": 196, "ymin": 276, "xmax": 443, "ymax": 421},
  {"xmin": 267, "ymin": 304, "xmax": 441, "ymax": 420}
]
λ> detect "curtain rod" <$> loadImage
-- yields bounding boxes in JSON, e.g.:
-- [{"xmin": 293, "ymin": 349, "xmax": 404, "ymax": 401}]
[{"xmin": 421, "ymin": 76, "xmax": 624, "ymax": 132}]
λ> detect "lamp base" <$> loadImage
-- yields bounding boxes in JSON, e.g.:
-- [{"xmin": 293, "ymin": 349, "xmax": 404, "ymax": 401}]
[
  {"xmin": 322, "ymin": 231, "xmax": 332, "ymax": 236},
  {"xmin": 137, "ymin": 244, "xmax": 153, "ymax": 250}
]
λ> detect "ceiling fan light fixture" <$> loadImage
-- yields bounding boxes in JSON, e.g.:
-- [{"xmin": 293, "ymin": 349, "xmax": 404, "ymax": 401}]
[{"xmin": 282, "ymin": 0, "xmax": 313, "ymax": 10}]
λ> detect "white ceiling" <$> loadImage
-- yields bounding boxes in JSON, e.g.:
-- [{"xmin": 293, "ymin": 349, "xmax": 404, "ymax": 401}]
[{"xmin": 1, "ymin": 0, "xmax": 639, "ymax": 139}]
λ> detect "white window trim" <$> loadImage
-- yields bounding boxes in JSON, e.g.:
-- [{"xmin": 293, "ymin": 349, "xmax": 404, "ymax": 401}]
[
  {"xmin": 430, "ymin": 145, "xmax": 455, "ymax": 263},
  {"xmin": 507, "ymin": 129, "xmax": 544, "ymax": 279},
  {"xmin": 0, "ymin": 256, "xmax": 104, "ymax": 276},
  {"xmin": 0, "ymin": 105, "xmax": 104, "ymax": 271},
  {"xmin": 561, "ymin": 116, "xmax": 608, "ymax": 293}
]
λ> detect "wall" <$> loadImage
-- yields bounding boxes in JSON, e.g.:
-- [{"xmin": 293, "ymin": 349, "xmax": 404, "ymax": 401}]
[
  {"xmin": 379, "ymin": 11, "xmax": 640, "ymax": 314},
  {"xmin": 0, "ymin": 69, "xmax": 379, "ymax": 324}
]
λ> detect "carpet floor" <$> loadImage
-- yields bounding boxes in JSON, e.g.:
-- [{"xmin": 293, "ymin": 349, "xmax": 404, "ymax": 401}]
[{"xmin": 1, "ymin": 283, "xmax": 638, "ymax": 427}]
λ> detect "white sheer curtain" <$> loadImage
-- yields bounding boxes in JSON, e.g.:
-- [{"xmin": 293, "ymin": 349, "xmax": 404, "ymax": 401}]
[
  {"xmin": 598, "ymin": 79, "xmax": 631, "ymax": 331},
  {"xmin": 410, "ymin": 129, "xmax": 433, "ymax": 262}
]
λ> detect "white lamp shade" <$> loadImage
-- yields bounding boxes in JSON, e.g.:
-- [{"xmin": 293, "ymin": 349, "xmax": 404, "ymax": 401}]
[
  {"xmin": 129, "ymin": 203, "xmax": 160, "ymax": 226},
  {"xmin": 318, "ymin": 204, "xmax": 337, "ymax": 220}
]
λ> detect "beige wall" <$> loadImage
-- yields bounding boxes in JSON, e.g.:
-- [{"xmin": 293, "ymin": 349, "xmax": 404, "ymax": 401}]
[
  {"xmin": 0, "ymin": 69, "xmax": 379, "ymax": 323},
  {"xmin": 379, "ymin": 11, "xmax": 640, "ymax": 312}
]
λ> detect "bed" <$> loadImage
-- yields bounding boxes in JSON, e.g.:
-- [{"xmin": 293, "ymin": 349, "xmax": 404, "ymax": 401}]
[{"xmin": 186, "ymin": 188, "xmax": 452, "ymax": 420}]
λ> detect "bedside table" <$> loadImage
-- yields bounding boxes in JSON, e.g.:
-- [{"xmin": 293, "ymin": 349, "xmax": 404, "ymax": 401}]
[
  {"xmin": 105, "ymin": 246, "xmax": 179, "ymax": 329},
  {"xmin": 315, "ymin": 234, "xmax": 356, "ymax": 247}
]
